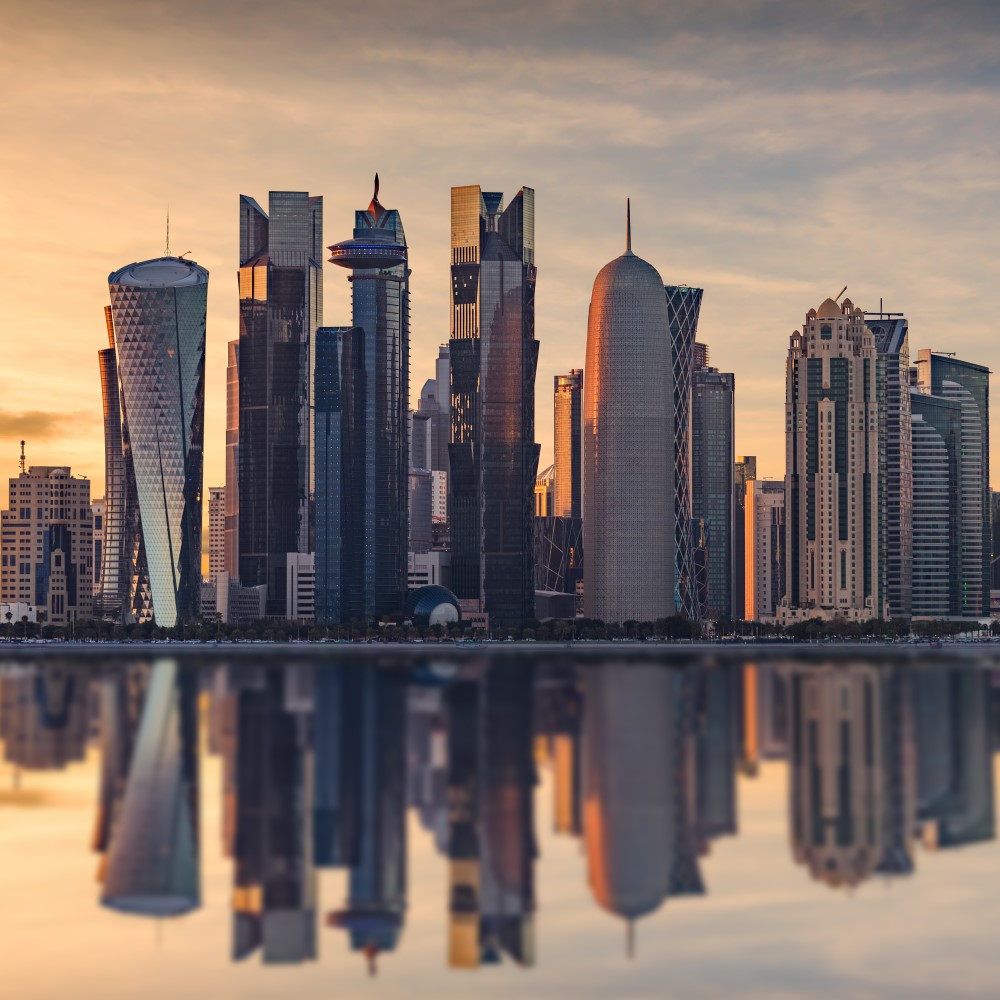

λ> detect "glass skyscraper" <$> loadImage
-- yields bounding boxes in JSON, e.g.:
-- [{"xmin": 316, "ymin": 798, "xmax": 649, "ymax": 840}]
[
  {"xmin": 916, "ymin": 351, "xmax": 990, "ymax": 616},
  {"xmin": 449, "ymin": 186, "xmax": 539, "ymax": 624},
  {"xmin": 97, "ymin": 306, "xmax": 126, "ymax": 618},
  {"xmin": 691, "ymin": 366, "xmax": 735, "ymax": 620},
  {"xmin": 108, "ymin": 256, "xmax": 208, "ymax": 628},
  {"xmin": 666, "ymin": 285, "xmax": 704, "ymax": 619},
  {"xmin": 866, "ymin": 310, "xmax": 912, "ymax": 619},
  {"xmin": 316, "ymin": 177, "xmax": 409, "ymax": 625},
  {"xmin": 238, "ymin": 192, "xmax": 323, "ymax": 615}
]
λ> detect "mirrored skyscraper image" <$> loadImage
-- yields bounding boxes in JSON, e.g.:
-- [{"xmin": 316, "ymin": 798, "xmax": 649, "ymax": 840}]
[
  {"xmin": 108, "ymin": 256, "xmax": 208, "ymax": 627},
  {"xmin": 584, "ymin": 207, "xmax": 675, "ymax": 623},
  {"xmin": 449, "ymin": 185, "xmax": 539, "ymax": 625},
  {"xmin": 238, "ymin": 192, "xmax": 323, "ymax": 615}
]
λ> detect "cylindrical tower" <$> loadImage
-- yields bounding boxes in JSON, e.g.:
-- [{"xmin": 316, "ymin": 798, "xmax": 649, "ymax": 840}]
[
  {"xmin": 583, "ymin": 208, "xmax": 674, "ymax": 623},
  {"xmin": 108, "ymin": 256, "xmax": 208, "ymax": 628}
]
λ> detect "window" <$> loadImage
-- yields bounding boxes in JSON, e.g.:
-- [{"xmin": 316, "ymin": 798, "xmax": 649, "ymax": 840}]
[{"xmin": 821, "ymin": 324, "xmax": 833, "ymax": 340}]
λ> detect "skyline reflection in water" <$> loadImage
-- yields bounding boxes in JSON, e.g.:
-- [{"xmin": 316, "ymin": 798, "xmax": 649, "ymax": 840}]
[{"xmin": 1, "ymin": 653, "xmax": 999, "ymax": 998}]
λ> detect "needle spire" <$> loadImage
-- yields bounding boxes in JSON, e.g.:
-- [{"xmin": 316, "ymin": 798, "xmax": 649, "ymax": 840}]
[{"xmin": 626, "ymin": 198, "xmax": 632, "ymax": 254}]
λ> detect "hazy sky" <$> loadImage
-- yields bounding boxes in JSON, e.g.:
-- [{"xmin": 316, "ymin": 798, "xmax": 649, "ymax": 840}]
[{"xmin": 1, "ymin": 0, "xmax": 998, "ymax": 502}]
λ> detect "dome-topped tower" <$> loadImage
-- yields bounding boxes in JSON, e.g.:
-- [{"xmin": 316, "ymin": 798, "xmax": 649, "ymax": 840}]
[{"xmin": 584, "ymin": 203, "xmax": 675, "ymax": 624}]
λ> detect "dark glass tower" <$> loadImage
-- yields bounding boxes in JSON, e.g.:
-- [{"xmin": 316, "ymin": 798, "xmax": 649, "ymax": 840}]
[
  {"xmin": 916, "ymin": 351, "xmax": 990, "ymax": 616},
  {"xmin": 238, "ymin": 192, "xmax": 323, "ymax": 615},
  {"xmin": 866, "ymin": 310, "xmax": 912, "ymax": 618},
  {"xmin": 449, "ymin": 186, "xmax": 539, "ymax": 624},
  {"xmin": 97, "ymin": 306, "xmax": 126, "ymax": 618},
  {"xmin": 108, "ymin": 256, "xmax": 207, "ymax": 628},
  {"xmin": 322, "ymin": 176, "xmax": 409, "ymax": 624},
  {"xmin": 691, "ymin": 366, "xmax": 735, "ymax": 620},
  {"xmin": 666, "ymin": 285, "xmax": 704, "ymax": 619}
]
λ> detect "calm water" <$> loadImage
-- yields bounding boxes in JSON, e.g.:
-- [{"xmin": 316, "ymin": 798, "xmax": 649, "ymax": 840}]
[{"xmin": 2, "ymin": 651, "xmax": 999, "ymax": 999}]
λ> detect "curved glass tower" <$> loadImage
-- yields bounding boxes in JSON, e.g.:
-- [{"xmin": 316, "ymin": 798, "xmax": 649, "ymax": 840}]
[
  {"xmin": 583, "ymin": 207, "xmax": 674, "ymax": 624},
  {"xmin": 108, "ymin": 256, "xmax": 208, "ymax": 628}
]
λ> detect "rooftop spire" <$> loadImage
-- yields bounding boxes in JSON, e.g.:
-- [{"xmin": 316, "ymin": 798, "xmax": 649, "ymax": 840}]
[
  {"xmin": 368, "ymin": 172, "xmax": 386, "ymax": 221},
  {"xmin": 374, "ymin": 172, "xmax": 379, "ymax": 202},
  {"xmin": 165, "ymin": 207, "xmax": 170, "ymax": 256},
  {"xmin": 626, "ymin": 198, "xmax": 632, "ymax": 254},
  {"xmin": 627, "ymin": 919, "xmax": 635, "ymax": 959}
]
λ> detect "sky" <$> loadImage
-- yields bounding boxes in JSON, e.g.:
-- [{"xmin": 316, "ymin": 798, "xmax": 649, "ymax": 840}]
[{"xmin": 1, "ymin": 0, "xmax": 998, "ymax": 506}]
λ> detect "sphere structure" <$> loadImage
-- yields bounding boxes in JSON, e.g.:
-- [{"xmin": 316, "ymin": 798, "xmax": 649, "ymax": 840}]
[
  {"xmin": 583, "ymin": 213, "xmax": 674, "ymax": 624},
  {"xmin": 404, "ymin": 585, "xmax": 461, "ymax": 629}
]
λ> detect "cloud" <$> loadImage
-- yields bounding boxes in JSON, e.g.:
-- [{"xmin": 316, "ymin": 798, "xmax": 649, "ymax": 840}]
[{"xmin": 0, "ymin": 410, "xmax": 88, "ymax": 441}]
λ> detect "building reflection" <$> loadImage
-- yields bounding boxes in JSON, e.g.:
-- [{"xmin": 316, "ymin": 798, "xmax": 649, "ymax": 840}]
[{"xmin": 3, "ymin": 656, "xmax": 999, "ymax": 968}]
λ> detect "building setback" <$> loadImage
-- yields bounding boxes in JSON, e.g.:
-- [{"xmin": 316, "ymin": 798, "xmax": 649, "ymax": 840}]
[
  {"xmin": 449, "ymin": 185, "xmax": 539, "ymax": 624},
  {"xmin": 238, "ymin": 192, "xmax": 323, "ymax": 616},
  {"xmin": 782, "ymin": 297, "xmax": 882, "ymax": 622}
]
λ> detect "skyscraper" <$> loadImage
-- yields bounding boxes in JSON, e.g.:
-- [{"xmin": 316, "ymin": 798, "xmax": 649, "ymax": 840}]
[
  {"xmin": 733, "ymin": 455, "xmax": 757, "ymax": 620},
  {"xmin": 782, "ymin": 297, "xmax": 882, "ymax": 622},
  {"xmin": 866, "ymin": 309, "xmax": 912, "ymax": 618},
  {"xmin": 691, "ymin": 366, "xmax": 735, "ymax": 620},
  {"xmin": 910, "ymin": 390, "xmax": 962, "ymax": 617},
  {"xmin": 238, "ymin": 192, "xmax": 323, "ymax": 616},
  {"xmin": 225, "ymin": 339, "xmax": 239, "ymax": 579},
  {"xmin": 553, "ymin": 370, "xmax": 583, "ymax": 518},
  {"xmin": 449, "ymin": 185, "xmax": 539, "ymax": 625},
  {"xmin": 916, "ymin": 351, "xmax": 990, "ymax": 616},
  {"xmin": 91, "ymin": 498, "xmax": 105, "ymax": 597},
  {"xmin": 108, "ymin": 256, "xmax": 208, "ymax": 628},
  {"xmin": 321, "ymin": 176, "xmax": 409, "ymax": 623},
  {"xmin": 584, "ymin": 208, "xmax": 674, "ymax": 624},
  {"xmin": 665, "ymin": 285, "xmax": 703, "ymax": 619}
]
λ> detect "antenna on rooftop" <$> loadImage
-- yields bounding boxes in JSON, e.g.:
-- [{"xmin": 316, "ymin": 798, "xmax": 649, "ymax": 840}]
[
  {"xmin": 19, "ymin": 440, "xmax": 26, "ymax": 475},
  {"xmin": 835, "ymin": 286, "xmax": 847, "ymax": 303},
  {"xmin": 165, "ymin": 207, "xmax": 171, "ymax": 256}
]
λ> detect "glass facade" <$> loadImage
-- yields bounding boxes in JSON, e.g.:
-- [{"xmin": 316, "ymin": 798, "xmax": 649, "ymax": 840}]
[
  {"xmin": 97, "ymin": 309, "xmax": 125, "ymax": 617},
  {"xmin": 449, "ymin": 186, "xmax": 539, "ymax": 624},
  {"xmin": 225, "ymin": 339, "xmax": 239, "ymax": 579},
  {"xmin": 533, "ymin": 515, "xmax": 584, "ymax": 598},
  {"xmin": 666, "ymin": 285, "xmax": 704, "ymax": 619},
  {"xmin": 553, "ymin": 370, "xmax": 582, "ymax": 519},
  {"xmin": 691, "ymin": 368, "xmax": 735, "ymax": 619},
  {"xmin": 916, "ymin": 352, "xmax": 990, "ymax": 616},
  {"xmin": 108, "ymin": 256, "xmax": 208, "ymax": 628},
  {"xmin": 910, "ymin": 391, "xmax": 961, "ymax": 617},
  {"xmin": 317, "ymin": 180, "xmax": 409, "ymax": 625},
  {"xmin": 867, "ymin": 313, "xmax": 912, "ymax": 618},
  {"xmin": 238, "ymin": 192, "xmax": 323, "ymax": 616}
]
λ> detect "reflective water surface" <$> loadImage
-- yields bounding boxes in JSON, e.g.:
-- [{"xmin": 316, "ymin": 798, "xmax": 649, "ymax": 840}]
[{"xmin": 2, "ymin": 652, "xmax": 1000, "ymax": 999}]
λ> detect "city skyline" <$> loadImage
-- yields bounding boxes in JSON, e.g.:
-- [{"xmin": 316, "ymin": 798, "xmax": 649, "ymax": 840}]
[{"xmin": 3, "ymin": 1, "xmax": 999, "ymax": 511}]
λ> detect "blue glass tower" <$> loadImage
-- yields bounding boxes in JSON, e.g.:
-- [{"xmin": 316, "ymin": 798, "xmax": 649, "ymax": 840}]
[{"xmin": 321, "ymin": 176, "xmax": 409, "ymax": 624}]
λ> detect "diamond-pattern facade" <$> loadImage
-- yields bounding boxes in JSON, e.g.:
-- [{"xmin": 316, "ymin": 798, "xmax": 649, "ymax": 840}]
[{"xmin": 109, "ymin": 258, "xmax": 208, "ymax": 628}]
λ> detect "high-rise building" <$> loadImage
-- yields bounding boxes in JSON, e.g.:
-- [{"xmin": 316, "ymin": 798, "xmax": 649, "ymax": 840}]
[
  {"xmin": 584, "ymin": 209, "xmax": 674, "ymax": 624},
  {"xmin": 732, "ymin": 455, "xmax": 757, "ymax": 619},
  {"xmin": 225, "ymin": 339, "xmax": 239, "ymax": 579},
  {"xmin": 1, "ymin": 465, "xmax": 94, "ymax": 625},
  {"xmin": 666, "ymin": 285, "xmax": 703, "ymax": 619},
  {"xmin": 691, "ymin": 367, "xmax": 735, "ymax": 620},
  {"xmin": 108, "ymin": 256, "xmax": 208, "ymax": 628},
  {"xmin": 744, "ymin": 480, "xmax": 785, "ymax": 621},
  {"xmin": 314, "ymin": 325, "xmax": 363, "ymax": 626},
  {"xmin": 418, "ymin": 346, "xmax": 451, "ymax": 475},
  {"xmin": 318, "ymin": 177, "xmax": 409, "ymax": 624},
  {"xmin": 910, "ymin": 390, "xmax": 962, "ymax": 617},
  {"xmin": 553, "ymin": 370, "xmax": 583, "ymax": 518},
  {"xmin": 238, "ymin": 192, "xmax": 323, "ymax": 616},
  {"xmin": 208, "ymin": 486, "xmax": 225, "ymax": 582},
  {"xmin": 449, "ymin": 185, "xmax": 539, "ymax": 625},
  {"xmin": 96, "ymin": 305, "xmax": 128, "ymax": 618},
  {"xmin": 991, "ymin": 491, "xmax": 1000, "ymax": 591},
  {"xmin": 409, "ymin": 411, "xmax": 433, "ymax": 554},
  {"xmin": 91, "ymin": 498, "xmax": 105, "ymax": 597},
  {"xmin": 916, "ymin": 351, "xmax": 990, "ymax": 616},
  {"xmin": 781, "ymin": 298, "xmax": 882, "ymax": 622},
  {"xmin": 866, "ymin": 310, "xmax": 912, "ymax": 618}
]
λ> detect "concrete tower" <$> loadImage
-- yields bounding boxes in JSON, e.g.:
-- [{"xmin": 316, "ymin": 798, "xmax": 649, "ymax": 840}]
[{"xmin": 583, "ymin": 205, "xmax": 674, "ymax": 623}]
